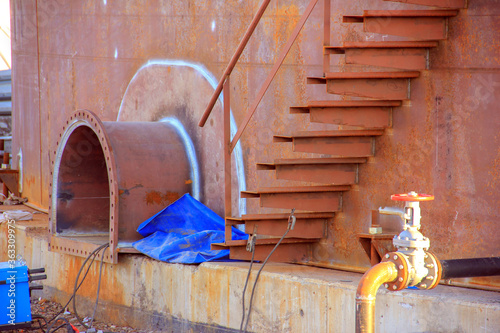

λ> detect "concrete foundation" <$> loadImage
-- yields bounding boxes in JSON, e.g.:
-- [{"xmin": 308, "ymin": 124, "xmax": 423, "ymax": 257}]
[{"xmin": 1, "ymin": 206, "xmax": 499, "ymax": 333}]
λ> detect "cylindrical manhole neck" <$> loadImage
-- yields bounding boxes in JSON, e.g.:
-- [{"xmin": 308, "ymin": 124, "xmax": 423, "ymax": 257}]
[{"xmin": 49, "ymin": 109, "xmax": 192, "ymax": 263}]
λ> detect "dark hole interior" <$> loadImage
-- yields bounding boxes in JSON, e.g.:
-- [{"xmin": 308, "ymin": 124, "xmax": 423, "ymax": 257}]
[{"xmin": 56, "ymin": 126, "xmax": 110, "ymax": 235}]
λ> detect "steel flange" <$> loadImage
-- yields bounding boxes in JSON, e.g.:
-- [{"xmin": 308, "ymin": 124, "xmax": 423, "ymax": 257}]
[
  {"xmin": 382, "ymin": 252, "xmax": 410, "ymax": 291},
  {"xmin": 417, "ymin": 251, "xmax": 442, "ymax": 290}
]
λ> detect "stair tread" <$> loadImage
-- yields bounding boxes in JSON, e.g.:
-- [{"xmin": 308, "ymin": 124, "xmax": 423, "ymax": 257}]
[
  {"xmin": 258, "ymin": 157, "xmax": 367, "ymax": 166},
  {"xmin": 281, "ymin": 129, "xmax": 385, "ymax": 138},
  {"xmin": 365, "ymin": 9, "xmax": 458, "ymax": 17},
  {"xmin": 236, "ymin": 212, "xmax": 334, "ymax": 220},
  {"xmin": 345, "ymin": 9, "xmax": 458, "ymax": 18},
  {"xmin": 213, "ymin": 238, "xmax": 319, "ymax": 248},
  {"xmin": 383, "ymin": 0, "xmax": 466, "ymax": 9},
  {"xmin": 307, "ymin": 100, "xmax": 402, "ymax": 107},
  {"xmin": 307, "ymin": 77, "xmax": 327, "ymax": 84},
  {"xmin": 243, "ymin": 184, "xmax": 350, "ymax": 194},
  {"xmin": 331, "ymin": 41, "xmax": 439, "ymax": 49},
  {"xmin": 325, "ymin": 71, "xmax": 420, "ymax": 79}
]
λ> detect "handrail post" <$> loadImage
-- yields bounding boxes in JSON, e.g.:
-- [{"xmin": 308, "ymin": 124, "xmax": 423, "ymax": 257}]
[
  {"xmin": 323, "ymin": 0, "xmax": 331, "ymax": 75},
  {"xmin": 223, "ymin": 75, "xmax": 232, "ymax": 242}
]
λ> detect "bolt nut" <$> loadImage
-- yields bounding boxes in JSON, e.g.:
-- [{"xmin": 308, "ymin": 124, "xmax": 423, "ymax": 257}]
[
  {"xmin": 399, "ymin": 265, "xmax": 404, "ymax": 270},
  {"xmin": 426, "ymin": 276, "xmax": 434, "ymax": 280},
  {"xmin": 393, "ymin": 285, "xmax": 397, "ymax": 290},
  {"xmin": 420, "ymin": 284, "xmax": 427, "ymax": 289},
  {"xmin": 385, "ymin": 254, "xmax": 390, "ymax": 259},
  {"xmin": 394, "ymin": 255, "xmax": 398, "ymax": 260},
  {"xmin": 384, "ymin": 284, "xmax": 389, "ymax": 288},
  {"xmin": 398, "ymin": 277, "xmax": 403, "ymax": 282},
  {"xmin": 426, "ymin": 264, "xmax": 434, "ymax": 268}
]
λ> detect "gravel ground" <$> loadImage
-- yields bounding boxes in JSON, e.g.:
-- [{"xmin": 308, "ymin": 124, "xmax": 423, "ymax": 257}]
[{"xmin": 3, "ymin": 297, "xmax": 146, "ymax": 333}]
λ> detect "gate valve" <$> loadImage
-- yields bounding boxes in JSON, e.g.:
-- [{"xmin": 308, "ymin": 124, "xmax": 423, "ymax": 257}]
[{"xmin": 383, "ymin": 191, "xmax": 440, "ymax": 290}]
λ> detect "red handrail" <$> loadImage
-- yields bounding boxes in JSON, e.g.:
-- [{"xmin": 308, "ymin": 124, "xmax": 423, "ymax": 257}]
[
  {"xmin": 198, "ymin": 0, "xmax": 272, "ymax": 127},
  {"xmin": 197, "ymin": 0, "xmax": 329, "ymax": 229},
  {"xmin": 229, "ymin": 0, "xmax": 319, "ymax": 152}
]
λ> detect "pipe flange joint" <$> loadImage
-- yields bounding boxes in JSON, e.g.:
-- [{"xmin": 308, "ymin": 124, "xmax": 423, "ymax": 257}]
[
  {"xmin": 382, "ymin": 252, "xmax": 409, "ymax": 291},
  {"xmin": 417, "ymin": 251, "xmax": 442, "ymax": 290}
]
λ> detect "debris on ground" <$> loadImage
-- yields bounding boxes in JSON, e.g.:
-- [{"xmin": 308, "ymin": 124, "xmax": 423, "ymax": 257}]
[
  {"xmin": 1, "ymin": 297, "xmax": 153, "ymax": 333},
  {"xmin": 0, "ymin": 209, "xmax": 33, "ymax": 222},
  {"xmin": 1, "ymin": 193, "xmax": 28, "ymax": 206}
]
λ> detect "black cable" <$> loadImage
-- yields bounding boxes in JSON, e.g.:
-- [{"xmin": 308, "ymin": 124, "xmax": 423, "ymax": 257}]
[
  {"xmin": 46, "ymin": 244, "xmax": 103, "ymax": 324},
  {"xmin": 73, "ymin": 243, "xmax": 110, "ymax": 329},
  {"xmin": 89, "ymin": 244, "xmax": 109, "ymax": 328},
  {"xmin": 239, "ymin": 237, "xmax": 256, "ymax": 331},
  {"xmin": 50, "ymin": 322, "xmax": 69, "ymax": 333},
  {"xmin": 31, "ymin": 314, "xmax": 48, "ymax": 331},
  {"xmin": 46, "ymin": 249, "xmax": 99, "ymax": 324},
  {"xmin": 242, "ymin": 209, "xmax": 295, "ymax": 332},
  {"xmin": 45, "ymin": 316, "xmax": 72, "ymax": 333}
]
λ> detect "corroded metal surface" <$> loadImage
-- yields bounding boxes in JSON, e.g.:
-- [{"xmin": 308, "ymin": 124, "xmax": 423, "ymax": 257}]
[{"xmin": 10, "ymin": 0, "xmax": 500, "ymax": 289}]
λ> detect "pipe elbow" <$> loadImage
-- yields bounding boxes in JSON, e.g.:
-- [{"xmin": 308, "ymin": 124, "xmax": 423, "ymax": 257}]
[
  {"xmin": 356, "ymin": 261, "xmax": 398, "ymax": 301},
  {"xmin": 356, "ymin": 261, "xmax": 399, "ymax": 333}
]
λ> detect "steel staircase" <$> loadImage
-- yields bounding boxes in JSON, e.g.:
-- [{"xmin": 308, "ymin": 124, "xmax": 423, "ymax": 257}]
[{"xmin": 212, "ymin": 0, "xmax": 466, "ymax": 262}]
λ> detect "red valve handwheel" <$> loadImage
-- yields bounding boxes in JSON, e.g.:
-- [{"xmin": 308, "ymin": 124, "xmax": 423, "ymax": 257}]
[{"xmin": 391, "ymin": 193, "xmax": 434, "ymax": 201}]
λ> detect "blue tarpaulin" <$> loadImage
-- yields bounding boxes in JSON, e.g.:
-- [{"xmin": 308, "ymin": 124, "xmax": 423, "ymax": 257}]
[{"xmin": 132, "ymin": 193, "xmax": 248, "ymax": 263}]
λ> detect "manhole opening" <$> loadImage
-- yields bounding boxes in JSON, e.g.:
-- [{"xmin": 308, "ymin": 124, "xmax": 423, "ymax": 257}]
[{"xmin": 55, "ymin": 125, "xmax": 110, "ymax": 236}]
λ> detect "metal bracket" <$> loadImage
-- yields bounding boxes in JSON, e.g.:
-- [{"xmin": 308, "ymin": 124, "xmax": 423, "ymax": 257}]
[
  {"xmin": 246, "ymin": 225, "xmax": 257, "ymax": 252},
  {"xmin": 287, "ymin": 208, "xmax": 296, "ymax": 231}
]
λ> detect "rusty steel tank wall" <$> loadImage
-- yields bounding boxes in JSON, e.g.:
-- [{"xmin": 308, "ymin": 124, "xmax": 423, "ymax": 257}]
[{"xmin": 10, "ymin": 1, "xmax": 499, "ymax": 287}]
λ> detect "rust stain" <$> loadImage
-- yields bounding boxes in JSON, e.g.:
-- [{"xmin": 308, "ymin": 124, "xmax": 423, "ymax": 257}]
[
  {"xmin": 145, "ymin": 190, "xmax": 164, "ymax": 205},
  {"xmin": 25, "ymin": 176, "xmax": 36, "ymax": 187},
  {"xmin": 145, "ymin": 190, "xmax": 181, "ymax": 206}
]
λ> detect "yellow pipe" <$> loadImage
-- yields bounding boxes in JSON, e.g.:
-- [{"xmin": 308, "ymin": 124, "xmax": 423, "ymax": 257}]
[{"xmin": 355, "ymin": 261, "xmax": 398, "ymax": 333}]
